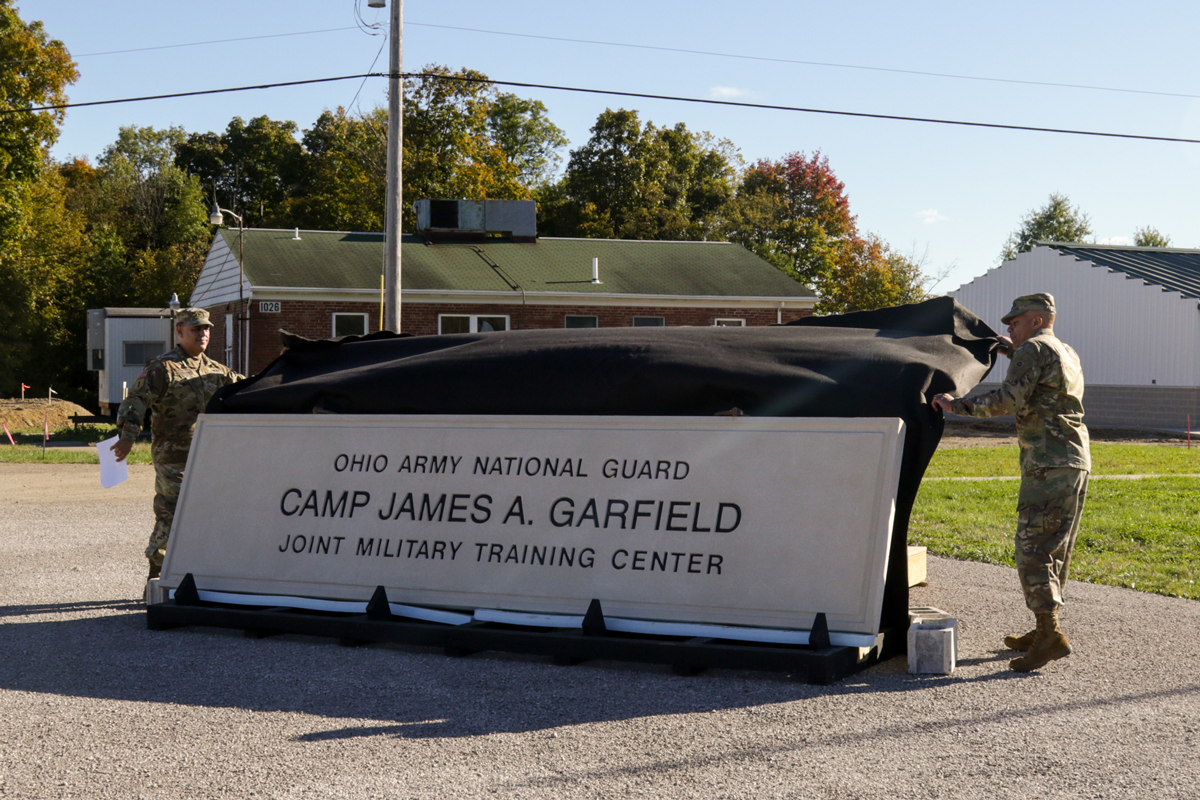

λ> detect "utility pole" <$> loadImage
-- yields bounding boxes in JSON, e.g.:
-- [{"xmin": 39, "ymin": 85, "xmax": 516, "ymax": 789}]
[{"xmin": 379, "ymin": 0, "xmax": 403, "ymax": 332}]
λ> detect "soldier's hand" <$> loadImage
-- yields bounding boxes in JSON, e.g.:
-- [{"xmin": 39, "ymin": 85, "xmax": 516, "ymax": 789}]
[
  {"xmin": 996, "ymin": 335, "xmax": 1014, "ymax": 357},
  {"xmin": 111, "ymin": 439, "xmax": 133, "ymax": 462},
  {"xmin": 931, "ymin": 393, "xmax": 955, "ymax": 413}
]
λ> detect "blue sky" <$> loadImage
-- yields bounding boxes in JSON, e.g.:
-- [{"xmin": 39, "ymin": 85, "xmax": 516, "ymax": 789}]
[{"xmin": 23, "ymin": 0, "xmax": 1200, "ymax": 294}]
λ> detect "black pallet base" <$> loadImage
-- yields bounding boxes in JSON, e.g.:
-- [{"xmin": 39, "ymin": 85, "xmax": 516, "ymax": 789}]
[{"xmin": 147, "ymin": 577, "xmax": 899, "ymax": 685}]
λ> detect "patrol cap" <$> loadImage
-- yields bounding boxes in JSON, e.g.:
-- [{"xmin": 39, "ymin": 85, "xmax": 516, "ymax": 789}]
[
  {"xmin": 1001, "ymin": 293, "xmax": 1055, "ymax": 324},
  {"xmin": 175, "ymin": 307, "xmax": 214, "ymax": 328}
]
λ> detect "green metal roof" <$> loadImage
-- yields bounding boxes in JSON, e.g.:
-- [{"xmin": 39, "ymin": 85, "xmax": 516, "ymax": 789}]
[
  {"xmin": 219, "ymin": 229, "xmax": 815, "ymax": 298},
  {"xmin": 1043, "ymin": 242, "xmax": 1200, "ymax": 300}
]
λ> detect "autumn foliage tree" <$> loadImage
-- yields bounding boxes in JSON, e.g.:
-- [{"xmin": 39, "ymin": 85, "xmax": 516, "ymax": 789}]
[
  {"xmin": 815, "ymin": 235, "xmax": 926, "ymax": 314},
  {"xmin": 722, "ymin": 151, "xmax": 855, "ymax": 285},
  {"xmin": 720, "ymin": 150, "xmax": 925, "ymax": 312}
]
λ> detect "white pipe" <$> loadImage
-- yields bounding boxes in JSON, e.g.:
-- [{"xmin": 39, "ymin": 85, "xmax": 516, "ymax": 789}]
[
  {"xmin": 778, "ymin": 301, "xmax": 784, "ymax": 324},
  {"xmin": 591, "ymin": 257, "xmax": 601, "ymax": 284}
]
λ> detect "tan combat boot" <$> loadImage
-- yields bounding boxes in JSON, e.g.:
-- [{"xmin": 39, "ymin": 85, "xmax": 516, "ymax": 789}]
[
  {"xmin": 1003, "ymin": 628, "xmax": 1036, "ymax": 651},
  {"xmin": 1009, "ymin": 611, "xmax": 1072, "ymax": 672}
]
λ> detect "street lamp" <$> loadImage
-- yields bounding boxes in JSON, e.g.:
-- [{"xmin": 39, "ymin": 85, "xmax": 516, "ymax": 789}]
[{"xmin": 209, "ymin": 202, "xmax": 247, "ymax": 374}]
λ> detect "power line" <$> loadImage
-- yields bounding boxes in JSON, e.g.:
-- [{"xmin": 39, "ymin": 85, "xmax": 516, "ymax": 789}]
[
  {"xmin": 348, "ymin": 0, "xmax": 388, "ymax": 112},
  {"xmin": 71, "ymin": 27, "xmax": 364, "ymax": 58},
  {"xmin": 348, "ymin": 38, "xmax": 388, "ymax": 112},
  {"xmin": 12, "ymin": 18, "xmax": 1189, "ymax": 103},
  {"xmin": 5, "ymin": 71, "xmax": 1199, "ymax": 145},
  {"xmin": 409, "ymin": 21, "xmax": 1200, "ymax": 102},
  {"xmin": 2, "ymin": 74, "xmax": 377, "ymax": 112},
  {"xmin": 421, "ymin": 73, "xmax": 1200, "ymax": 145}
]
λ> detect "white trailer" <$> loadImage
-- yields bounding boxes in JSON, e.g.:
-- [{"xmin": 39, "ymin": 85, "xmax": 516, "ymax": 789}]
[{"xmin": 87, "ymin": 308, "xmax": 177, "ymax": 417}]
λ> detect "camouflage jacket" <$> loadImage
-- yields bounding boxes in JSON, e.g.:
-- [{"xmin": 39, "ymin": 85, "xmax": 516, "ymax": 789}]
[
  {"xmin": 950, "ymin": 329, "xmax": 1091, "ymax": 474},
  {"xmin": 116, "ymin": 346, "xmax": 243, "ymax": 465}
]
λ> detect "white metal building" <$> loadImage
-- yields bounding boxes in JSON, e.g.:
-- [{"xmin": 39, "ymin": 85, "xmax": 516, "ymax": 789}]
[
  {"xmin": 86, "ymin": 307, "xmax": 177, "ymax": 416},
  {"xmin": 949, "ymin": 243, "xmax": 1200, "ymax": 430}
]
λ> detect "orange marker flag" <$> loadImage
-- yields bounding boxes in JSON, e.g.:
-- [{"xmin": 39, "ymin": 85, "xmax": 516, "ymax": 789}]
[{"xmin": 2, "ymin": 422, "xmax": 14, "ymax": 445}]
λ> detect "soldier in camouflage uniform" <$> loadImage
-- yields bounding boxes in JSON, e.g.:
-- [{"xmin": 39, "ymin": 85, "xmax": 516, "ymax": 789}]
[
  {"xmin": 932, "ymin": 293, "xmax": 1090, "ymax": 672},
  {"xmin": 111, "ymin": 308, "xmax": 243, "ymax": 580}
]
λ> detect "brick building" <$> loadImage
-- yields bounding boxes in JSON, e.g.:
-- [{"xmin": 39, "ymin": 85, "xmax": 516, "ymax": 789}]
[{"xmin": 189, "ymin": 205, "xmax": 816, "ymax": 375}]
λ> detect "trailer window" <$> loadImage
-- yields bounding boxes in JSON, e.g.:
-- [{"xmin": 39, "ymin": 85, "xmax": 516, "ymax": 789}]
[{"xmin": 124, "ymin": 341, "xmax": 166, "ymax": 367}]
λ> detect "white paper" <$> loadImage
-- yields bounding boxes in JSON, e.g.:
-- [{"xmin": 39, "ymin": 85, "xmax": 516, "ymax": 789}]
[{"xmin": 97, "ymin": 434, "xmax": 129, "ymax": 488}]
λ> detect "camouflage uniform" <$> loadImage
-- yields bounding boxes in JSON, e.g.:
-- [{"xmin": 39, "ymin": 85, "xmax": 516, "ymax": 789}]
[
  {"xmin": 951, "ymin": 324, "xmax": 1090, "ymax": 613},
  {"xmin": 116, "ymin": 312, "xmax": 242, "ymax": 566}
]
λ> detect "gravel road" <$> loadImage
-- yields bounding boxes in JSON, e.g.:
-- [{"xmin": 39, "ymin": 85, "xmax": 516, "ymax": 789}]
[{"xmin": 2, "ymin": 463, "xmax": 1197, "ymax": 799}]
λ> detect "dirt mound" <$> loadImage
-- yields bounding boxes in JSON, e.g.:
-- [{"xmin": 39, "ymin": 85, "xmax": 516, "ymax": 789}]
[{"xmin": 0, "ymin": 399, "xmax": 103, "ymax": 431}]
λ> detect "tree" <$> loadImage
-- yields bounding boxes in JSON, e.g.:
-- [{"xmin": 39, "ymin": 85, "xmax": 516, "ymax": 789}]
[
  {"xmin": 401, "ymin": 64, "xmax": 528, "ymax": 225},
  {"xmin": 487, "ymin": 93, "xmax": 567, "ymax": 189},
  {"xmin": 295, "ymin": 107, "xmax": 388, "ymax": 232},
  {"xmin": 11, "ymin": 126, "xmax": 213, "ymax": 407},
  {"xmin": 174, "ymin": 70, "xmax": 565, "ymax": 234},
  {"xmin": 1133, "ymin": 226, "xmax": 1170, "ymax": 248},
  {"xmin": 0, "ymin": 1, "xmax": 77, "ymax": 229},
  {"xmin": 815, "ymin": 235, "xmax": 926, "ymax": 315},
  {"xmin": 999, "ymin": 193, "xmax": 1092, "ymax": 263},
  {"xmin": 545, "ymin": 108, "xmax": 738, "ymax": 241},
  {"xmin": 97, "ymin": 126, "xmax": 210, "ymax": 254},
  {"xmin": 0, "ymin": 1, "xmax": 78, "ymax": 397},
  {"xmin": 722, "ymin": 151, "xmax": 856, "ymax": 285},
  {"xmin": 300, "ymin": 66, "xmax": 542, "ymax": 232},
  {"xmin": 174, "ymin": 116, "xmax": 306, "ymax": 228},
  {"xmin": 0, "ymin": 162, "xmax": 89, "ymax": 398}
]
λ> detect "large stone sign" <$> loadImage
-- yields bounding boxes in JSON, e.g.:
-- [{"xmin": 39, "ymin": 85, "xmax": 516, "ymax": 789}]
[{"xmin": 161, "ymin": 414, "xmax": 905, "ymax": 642}]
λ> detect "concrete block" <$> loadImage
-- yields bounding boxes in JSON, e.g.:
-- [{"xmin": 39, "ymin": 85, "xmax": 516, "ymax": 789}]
[
  {"xmin": 907, "ymin": 606, "xmax": 957, "ymax": 674},
  {"xmin": 909, "ymin": 626, "xmax": 956, "ymax": 674},
  {"xmin": 145, "ymin": 578, "xmax": 169, "ymax": 606},
  {"xmin": 907, "ymin": 545, "xmax": 927, "ymax": 586}
]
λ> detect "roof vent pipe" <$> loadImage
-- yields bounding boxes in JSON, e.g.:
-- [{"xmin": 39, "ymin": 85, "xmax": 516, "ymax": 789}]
[
  {"xmin": 591, "ymin": 257, "xmax": 602, "ymax": 284},
  {"xmin": 292, "ymin": 228, "xmax": 302, "ymax": 240}
]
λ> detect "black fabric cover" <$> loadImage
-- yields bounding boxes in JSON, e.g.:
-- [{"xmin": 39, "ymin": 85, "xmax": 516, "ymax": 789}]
[{"xmin": 209, "ymin": 296, "xmax": 1000, "ymax": 632}]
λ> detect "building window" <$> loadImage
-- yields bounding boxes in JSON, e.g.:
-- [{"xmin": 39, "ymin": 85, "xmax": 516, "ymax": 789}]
[
  {"xmin": 713, "ymin": 318, "xmax": 745, "ymax": 327},
  {"xmin": 565, "ymin": 315, "xmax": 598, "ymax": 329},
  {"xmin": 438, "ymin": 314, "xmax": 509, "ymax": 334},
  {"xmin": 632, "ymin": 316, "xmax": 665, "ymax": 327},
  {"xmin": 333, "ymin": 313, "xmax": 369, "ymax": 337},
  {"xmin": 124, "ymin": 341, "xmax": 166, "ymax": 367}
]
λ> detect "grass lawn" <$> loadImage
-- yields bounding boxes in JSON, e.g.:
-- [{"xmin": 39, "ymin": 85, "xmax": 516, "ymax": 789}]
[
  {"xmin": 926, "ymin": 442, "xmax": 1200, "ymax": 478},
  {"xmin": 0, "ymin": 425, "xmax": 153, "ymax": 464},
  {"xmin": 914, "ymin": 443, "xmax": 1200, "ymax": 600}
]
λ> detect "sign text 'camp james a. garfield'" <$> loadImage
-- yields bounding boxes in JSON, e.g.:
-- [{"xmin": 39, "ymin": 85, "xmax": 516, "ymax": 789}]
[{"xmin": 160, "ymin": 415, "xmax": 904, "ymax": 638}]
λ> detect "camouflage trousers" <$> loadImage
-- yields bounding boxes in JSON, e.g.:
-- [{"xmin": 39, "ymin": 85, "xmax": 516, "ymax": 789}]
[
  {"xmin": 147, "ymin": 462, "xmax": 186, "ymax": 566},
  {"xmin": 1015, "ymin": 467, "xmax": 1089, "ymax": 613}
]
